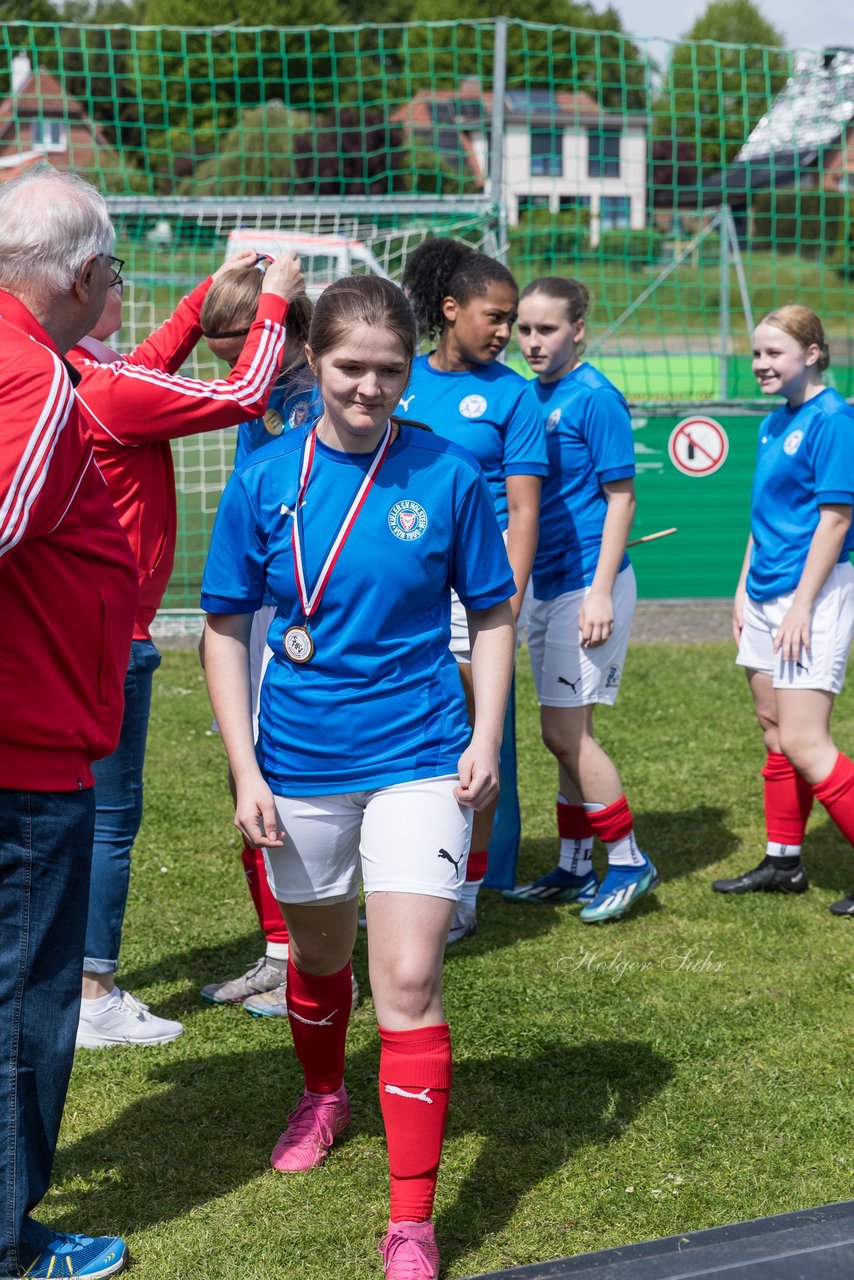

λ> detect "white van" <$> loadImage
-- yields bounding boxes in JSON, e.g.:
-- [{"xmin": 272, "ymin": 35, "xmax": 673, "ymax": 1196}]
[{"xmin": 224, "ymin": 229, "xmax": 389, "ymax": 298}]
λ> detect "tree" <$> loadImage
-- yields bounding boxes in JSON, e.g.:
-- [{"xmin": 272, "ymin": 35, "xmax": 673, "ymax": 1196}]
[
  {"xmin": 182, "ymin": 100, "xmax": 309, "ymax": 195},
  {"xmin": 404, "ymin": 0, "xmax": 649, "ymax": 114},
  {"xmin": 654, "ymin": 0, "xmax": 789, "ymax": 172}
]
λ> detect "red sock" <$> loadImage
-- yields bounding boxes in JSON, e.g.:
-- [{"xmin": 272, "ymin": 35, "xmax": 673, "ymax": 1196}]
[
  {"xmin": 585, "ymin": 795, "xmax": 633, "ymax": 843},
  {"xmin": 813, "ymin": 753, "xmax": 854, "ymax": 846},
  {"xmin": 557, "ymin": 800, "xmax": 594, "ymax": 840},
  {"xmin": 286, "ymin": 959, "xmax": 352, "ymax": 1095},
  {"xmin": 762, "ymin": 751, "xmax": 813, "ymax": 845},
  {"xmin": 465, "ymin": 849, "xmax": 488, "ymax": 882},
  {"xmin": 241, "ymin": 842, "xmax": 289, "ymax": 946},
  {"xmin": 379, "ymin": 1023, "xmax": 452, "ymax": 1223}
]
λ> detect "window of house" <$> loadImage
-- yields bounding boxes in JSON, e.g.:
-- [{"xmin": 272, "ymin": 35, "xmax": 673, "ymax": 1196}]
[
  {"xmin": 32, "ymin": 119, "xmax": 66, "ymax": 152},
  {"xmin": 558, "ymin": 195, "xmax": 591, "ymax": 212},
  {"xmin": 517, "ymin": 194, "xmax": 551, "ymax": 219},
  {"xmin": 530, "ymin": 128, "xmax": 563, "ymax": 177},
  {"xmin": 588, "ymin": 127, "xmax": 621, "ymax": 178},
  {"xmin": 600, "ymin": 196, "xmax": 632, "ymax": 230}
]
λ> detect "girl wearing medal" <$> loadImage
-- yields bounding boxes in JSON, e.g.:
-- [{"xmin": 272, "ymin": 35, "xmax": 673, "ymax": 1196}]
[
  {"xmin": 398, "ymin": 238, "xmax": 547, "ymax": 942},
  {"xmin": 202, "ymin": 275, "xmax": 515, "ymax": 1280},
  {"xmin": 501, "ymin": 276, "xmax": 658, "ymax": 923},
  {"xmin": 70, "ymin": 248, "xmax": 305, "ymax": 1050}
]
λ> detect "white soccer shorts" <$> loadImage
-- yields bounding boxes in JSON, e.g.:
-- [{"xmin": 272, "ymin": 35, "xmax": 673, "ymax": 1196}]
[
  {"xmin": 736, "ymin": 560, "xmax": 854, "ymax": 693},
  {"xmin": 527, "ymin": 565, "xmax": 637, "ymax": 708},
  {"xmin": 264, "ymin": 775, "xmax": 474, "ymax": 905}
]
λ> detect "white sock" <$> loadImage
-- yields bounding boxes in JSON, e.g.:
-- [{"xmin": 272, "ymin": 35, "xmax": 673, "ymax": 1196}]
[
  {"xmin": 459, "ymin": 879, "xmax": 482, "ymax": 909},
  {"xmin": 766, "ymin": 842, "xmax": 802, "ymax": 862},
  {"xmin": 81, "ymin": 989, "xmax": 121, "ymax": 1013},
  {"xmin": 603, "ymin": 832, "xmax": 646, "ymax": 868},
  {"xmin": 558, "ymin": 838, "xmax": 594, "ymax": 877},
  {"xmin": 584, "ymin": 801, "xmax": 645, "ymax": 869},
  {"xmin": 265, "ymin": 942, "xmax": 290, "ymax": 962}
]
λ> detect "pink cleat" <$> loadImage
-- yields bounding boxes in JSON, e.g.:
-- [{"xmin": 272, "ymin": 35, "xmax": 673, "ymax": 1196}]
[
  {"xmin": 269, "ymin": 1086, "xmax": 351, "ymax": 1171},
  {"xmin": 378, "ymin": 1219, "xmax": 440, "ymax": 1279}
]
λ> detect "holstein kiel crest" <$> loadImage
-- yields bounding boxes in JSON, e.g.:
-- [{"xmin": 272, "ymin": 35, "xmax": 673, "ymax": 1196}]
[{"xmin": 388, "ymin": 499, "xmax": 428, "ymax": 541}]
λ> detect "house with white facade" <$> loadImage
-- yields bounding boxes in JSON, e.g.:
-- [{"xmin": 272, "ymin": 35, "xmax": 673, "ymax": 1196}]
[{"xmin": 394, "ymin": 82, "xmax": 648, "ymax": 245}]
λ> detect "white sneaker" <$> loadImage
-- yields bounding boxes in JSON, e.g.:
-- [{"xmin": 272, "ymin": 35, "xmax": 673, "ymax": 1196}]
[
  {"xmin": 447, "ymin": 901, "xmax": 477, "ymax": 945},
  {"xmin": 76, "ymin": 988, "xmax": 184, "ymax": 1049}
]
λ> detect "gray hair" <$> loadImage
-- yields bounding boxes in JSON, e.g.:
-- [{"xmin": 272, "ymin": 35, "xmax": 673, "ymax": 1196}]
[{"xmin": 0, "ymin": 166, "xmax": 114, "ymax": 306}]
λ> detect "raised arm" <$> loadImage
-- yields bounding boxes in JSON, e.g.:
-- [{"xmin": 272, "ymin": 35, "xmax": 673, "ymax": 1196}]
[
  {"xmin": 74, "ymin": 252, "xmax": 305, "ymax": 447},
  {"xmin": 122, "ymin": 250, "xmax": 261, "ymax": 374}
]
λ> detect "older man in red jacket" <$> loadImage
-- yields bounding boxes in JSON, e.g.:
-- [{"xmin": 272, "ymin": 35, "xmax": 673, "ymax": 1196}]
[{"xmin": 0, "ymin": 168, "xmax": 137, "ymax": 1280}]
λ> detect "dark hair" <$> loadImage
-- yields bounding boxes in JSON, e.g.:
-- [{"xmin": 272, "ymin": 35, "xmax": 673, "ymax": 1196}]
[
  {"xmin": 308, "ymin": 274, "xmax": 417, "ymax": 365},
  {"xmin": 402, "ymin": 237, "xmax": 518, "ymax": 341},
  {"xmin": 520, "ymin": 276, "xmax": 590, "ymax": 357},
  {"xmin": 760, "ymin": 305, "xmax": 830, "ymax": 372}
]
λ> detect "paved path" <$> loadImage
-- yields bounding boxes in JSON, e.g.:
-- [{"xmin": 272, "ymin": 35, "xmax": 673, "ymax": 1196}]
[
  {"xmin": 155, "ymin": 601, "xmax": 736, "ymax": 650},
  {"xmin": 631, "ymin": 600, "xmax": 732, "ymax": 644}
]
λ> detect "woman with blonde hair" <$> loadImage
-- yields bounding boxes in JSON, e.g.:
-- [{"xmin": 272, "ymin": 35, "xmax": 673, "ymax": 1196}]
[{"xmin": 714, "ymin": 305, "xmax": 854, "ymax": 915}]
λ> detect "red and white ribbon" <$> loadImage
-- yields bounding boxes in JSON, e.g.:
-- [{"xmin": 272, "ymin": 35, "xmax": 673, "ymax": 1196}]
[{"xmin": 291, "ymin": 420, "xmax": 393, "ymax": 620}]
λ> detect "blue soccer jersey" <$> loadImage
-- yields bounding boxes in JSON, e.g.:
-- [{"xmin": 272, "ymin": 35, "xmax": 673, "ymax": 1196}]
[
  {"xmin": 202, "ymin": 422, "xmax": 515, "ymax": 795},
  {"xmin": 233, "ymin": 366, "xmax": 318, "ymax": 467},
  {"xmin": 747, "ymin": 387, "xmax": 854, "ymax": 601},
  {"xmin": 530, "ymin": 362, "xmax": 635, "ymax": 599},
  {"xmin": 395, "ymin": 355, "xmax": 547, "ymax": 528}
]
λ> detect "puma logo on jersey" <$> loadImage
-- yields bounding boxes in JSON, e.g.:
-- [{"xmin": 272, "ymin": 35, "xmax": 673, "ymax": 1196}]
[
  {"xmin": 438, "ymin": 847, "xmax": 464, "ymax": 878},
  {"xmin": 399, "ymin": 393, "xmax": 416, "ymax": 411},
  {"xmin": 288, "ymin": 1008, "xmax": 337, "ymax": 1027},
  {"xmin": 384, "ymin": 1084, "xmax": 433, "ymax": 1104},
  {"xmin": 557, "ymin": 675, "xmax": 580, "ymax": 692}
]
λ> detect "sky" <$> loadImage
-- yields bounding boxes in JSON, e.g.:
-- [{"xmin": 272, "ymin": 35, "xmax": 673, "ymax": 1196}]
[{"xmin": 617, "ymin": 0, "xmax": 853, "ymax": 56}]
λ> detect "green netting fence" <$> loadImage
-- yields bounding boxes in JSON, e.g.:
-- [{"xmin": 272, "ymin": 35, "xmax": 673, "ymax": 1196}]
[{"xmin": 2, "ymin": 16, "xmax": 852, "ymax": 609}]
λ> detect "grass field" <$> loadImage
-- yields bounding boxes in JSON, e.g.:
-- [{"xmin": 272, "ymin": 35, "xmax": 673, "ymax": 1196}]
[{"xmin": 51, "ymin": 644, "xmax": 853, "ymax": 1280}]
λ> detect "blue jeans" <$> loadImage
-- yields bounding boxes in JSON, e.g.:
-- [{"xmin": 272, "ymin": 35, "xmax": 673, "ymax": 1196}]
[
  {"xmin": 84, "ymin": 640, "xmax": 162, "ymax": 973},
  {"xmin": 0, "ymin": 787, "xmax": 95, "ymax": 1273}
]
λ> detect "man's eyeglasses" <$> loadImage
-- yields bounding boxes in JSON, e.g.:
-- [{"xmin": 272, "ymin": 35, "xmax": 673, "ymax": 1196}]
[
  {"xmin": 110, "ymin": 277, "xmax": 124, "ymax": 297},
  {"xmin": 105, "ymin": 255, "xmax": 125, "ymax": 286}
]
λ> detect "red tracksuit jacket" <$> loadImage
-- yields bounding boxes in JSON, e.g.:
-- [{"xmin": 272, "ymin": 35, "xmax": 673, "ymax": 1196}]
[
  {"xmin": 0, "ymin": 291, "xmax": 138, "ymax": 790},
  {"xmin": 70, "ymin": 282, "xmax": 288, "ymax": 639}
]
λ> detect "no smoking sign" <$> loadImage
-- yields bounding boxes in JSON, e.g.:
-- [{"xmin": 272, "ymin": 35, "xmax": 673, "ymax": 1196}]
[{"xmin": 668, "ymin": 416, "xmax": 729, "ymax": 477}]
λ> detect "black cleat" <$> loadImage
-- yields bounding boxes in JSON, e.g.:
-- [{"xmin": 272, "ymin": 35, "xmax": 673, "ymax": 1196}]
[
  {"xmin": 712, "ymin": 858, "xmax": 809, "ymax": 895},
  {"xmin": 829, "ymin": 892, "xmax": 854, "ymax": 916}
]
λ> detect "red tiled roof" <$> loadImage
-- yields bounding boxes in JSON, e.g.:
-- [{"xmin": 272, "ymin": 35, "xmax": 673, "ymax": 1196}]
[
  {"xmin": 392, "ymin": 87, "xmax": 603, "ymax": 127},
  {"xmin": 0, "ymin": 69, "xmax": 110, "ymax": 147}
]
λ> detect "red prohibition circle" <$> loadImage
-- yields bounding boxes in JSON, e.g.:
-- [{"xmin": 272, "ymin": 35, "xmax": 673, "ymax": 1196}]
[{"xmin": 668, "ymin": 416, "xmax": 729, "ymax": 477}]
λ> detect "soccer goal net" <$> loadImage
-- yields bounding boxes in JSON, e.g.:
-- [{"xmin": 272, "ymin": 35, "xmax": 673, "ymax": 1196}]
[{"xmin": 4, "ymin": 14, "xmax": 851, "ymax": 607}]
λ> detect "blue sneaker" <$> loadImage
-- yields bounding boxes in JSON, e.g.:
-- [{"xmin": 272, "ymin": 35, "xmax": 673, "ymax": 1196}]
[
  {"xmin": 502, "ymin": 866, "xmax": 600, "ymax": 905},
  {"xmin": 579, "ymin": 859, "xmax": 659, "ymax": 923},
  {"xmin": 16, "ymin": 1233, "xmax": 126, "ymax": 1278}
]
